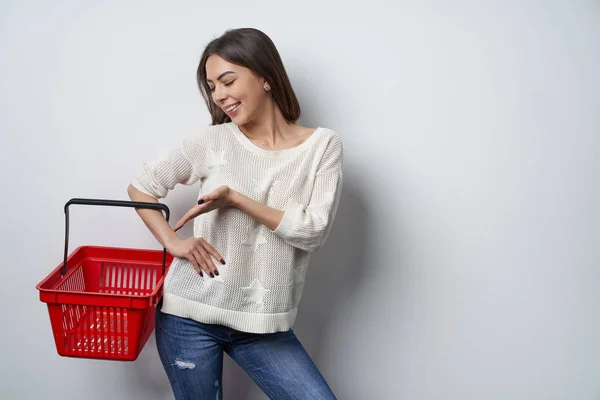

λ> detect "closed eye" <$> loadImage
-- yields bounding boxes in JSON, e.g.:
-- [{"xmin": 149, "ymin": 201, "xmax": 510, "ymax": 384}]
[{"xmin": 208, "ymin": 80, "xmax": 235, "ymax": 92}]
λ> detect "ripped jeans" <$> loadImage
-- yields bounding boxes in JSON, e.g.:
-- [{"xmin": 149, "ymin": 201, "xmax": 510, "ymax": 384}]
[{"xmin": 155, "ymin": 306, "xmax": 337, "ymax": 400}]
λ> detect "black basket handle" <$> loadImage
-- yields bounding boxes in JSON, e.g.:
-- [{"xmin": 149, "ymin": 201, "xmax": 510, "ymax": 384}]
[{"xmin": 63, "ymin": 198, "xmax": 171, "ymax": 276}]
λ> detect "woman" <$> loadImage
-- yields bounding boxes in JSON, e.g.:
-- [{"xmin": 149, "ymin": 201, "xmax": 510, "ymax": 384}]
[{"xmin": 128, "ymin": 27, "xmax": 343, "ymax": 399}]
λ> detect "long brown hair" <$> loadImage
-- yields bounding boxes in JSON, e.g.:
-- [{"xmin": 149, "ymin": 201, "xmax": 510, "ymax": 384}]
[{"xmin": 197, "ymin": 28, "xmax": 301, "ymax": 125}]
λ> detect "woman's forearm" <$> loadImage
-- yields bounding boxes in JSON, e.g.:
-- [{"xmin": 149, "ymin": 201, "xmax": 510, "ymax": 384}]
[
  {"xmin": 230, "ymin": 190, "xmax": 284, "ymax": 232},
  {"xmin": 127, "ymin": 184, "xmax": 179, "ymax": 248}
]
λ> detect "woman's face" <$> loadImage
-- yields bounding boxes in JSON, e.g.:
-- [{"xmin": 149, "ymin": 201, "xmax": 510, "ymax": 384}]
[{"xmin": 205, "ymin": 54, "xmax": 269, "ymax": 125}]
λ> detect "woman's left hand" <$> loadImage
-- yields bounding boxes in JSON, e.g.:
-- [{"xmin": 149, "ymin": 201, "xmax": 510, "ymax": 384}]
[{"xmin": 174, "ymin": 185, "xmax": 236, "ymax": 232}]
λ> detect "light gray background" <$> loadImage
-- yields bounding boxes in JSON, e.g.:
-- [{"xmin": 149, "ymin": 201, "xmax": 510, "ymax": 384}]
[{"xmin": 1, "ymin": 1, "xmax": 599, "ymax": 399}]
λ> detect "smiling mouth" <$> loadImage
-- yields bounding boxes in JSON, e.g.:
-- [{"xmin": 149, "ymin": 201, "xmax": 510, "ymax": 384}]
[{"xmin": 224, "ymin": 103, "xmax": 240, "ymax": 113}]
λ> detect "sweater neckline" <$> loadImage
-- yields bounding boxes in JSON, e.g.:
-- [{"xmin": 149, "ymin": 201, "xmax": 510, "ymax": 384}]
[{"xmin": 227, "ymin": 123, "xmax": 322, "ymax": 158}]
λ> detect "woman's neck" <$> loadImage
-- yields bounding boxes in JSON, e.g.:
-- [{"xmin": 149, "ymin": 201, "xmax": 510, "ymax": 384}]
[{"xmin": 239, "ymin": 102, "xmax": 296, "ymax": 147}]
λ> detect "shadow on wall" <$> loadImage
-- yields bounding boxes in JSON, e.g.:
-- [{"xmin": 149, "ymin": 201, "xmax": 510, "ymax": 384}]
[{"xmin": 121, "ymin": 167, "xmax": 370, "ymax": 400}]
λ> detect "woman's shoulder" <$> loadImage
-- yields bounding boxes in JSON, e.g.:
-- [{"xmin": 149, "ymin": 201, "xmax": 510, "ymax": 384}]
[
  {"xmin": 313, "ymin": 126, "xmax": 342, "ymax": 149},
  {"xmin": 183, "ymin": 122, "xmax": 235, "ymax": 143},
  {"xmin": 300, "ymin": 125, "xmax": 343, "ymax": 168},
  {"xmin": 294, "ymin": 124, "xmax": 341, "ymax": 143}
]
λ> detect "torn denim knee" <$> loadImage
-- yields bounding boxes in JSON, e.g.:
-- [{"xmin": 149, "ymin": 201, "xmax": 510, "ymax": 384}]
[{"xmin": 172, "ymin": 359, "xmax": 196, "ymax": 370}]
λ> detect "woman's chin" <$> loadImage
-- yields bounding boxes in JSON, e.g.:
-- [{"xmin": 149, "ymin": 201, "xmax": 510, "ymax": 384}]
[{"xmin": 230, "ymin": 112, "xmax": 249, "ymax": 125}]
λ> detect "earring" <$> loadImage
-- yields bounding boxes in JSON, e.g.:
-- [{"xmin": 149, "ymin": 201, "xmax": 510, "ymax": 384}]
[{"xmin": 264, "ymin": 83, "xmax": 271, "ymax": 91}]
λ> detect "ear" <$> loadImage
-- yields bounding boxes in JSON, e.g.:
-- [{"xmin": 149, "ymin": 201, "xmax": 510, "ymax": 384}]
[{"xmin": 261, "ymin": 78, "xmax": 271, "ymax": 92}]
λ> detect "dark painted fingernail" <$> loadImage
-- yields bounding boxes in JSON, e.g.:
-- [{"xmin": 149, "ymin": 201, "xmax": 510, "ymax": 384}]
[
  {"xmin": 199, "ymin": 271, "xmax": 203, "ymax": 277},
  {"xmin": 214, "ymin": 270, "xmax": 219, "ymax": 276},
  {"xmin": 198, "ymin": 199, "xmax": 204, "ymax": 205},
  {"xmin": 209, "ymin": 272, "xmax": 214, "ymax": 278},
  {"xmin": 220, "ymin": 259, "xmax": 226, "ymax": 265}
]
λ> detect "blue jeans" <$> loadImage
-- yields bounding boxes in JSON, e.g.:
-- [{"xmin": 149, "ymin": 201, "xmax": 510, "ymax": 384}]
[{"xmin": 155, "ymin": 306, "xmax": 337, "ymax": 399}]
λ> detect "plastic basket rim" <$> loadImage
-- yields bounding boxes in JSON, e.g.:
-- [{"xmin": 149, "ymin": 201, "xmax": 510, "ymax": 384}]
[{"xmin": 36, "ymin": 244, "xmax": 171, "ymax": 300}]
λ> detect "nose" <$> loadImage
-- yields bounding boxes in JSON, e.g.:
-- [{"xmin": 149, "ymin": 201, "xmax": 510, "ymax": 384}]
[{"xmin": 214, "ymin": 85, "xmax": 227, "ymax": 103}]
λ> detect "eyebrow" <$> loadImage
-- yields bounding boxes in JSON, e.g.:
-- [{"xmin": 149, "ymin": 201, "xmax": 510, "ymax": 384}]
[{"xmin": 207, "ymin": 71, "xmax": 235, "ymax": 83}]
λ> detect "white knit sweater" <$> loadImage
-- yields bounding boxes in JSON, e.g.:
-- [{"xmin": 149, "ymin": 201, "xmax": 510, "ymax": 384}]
[{"xmin": 131, "ymin": 122, "xmax": 343, "ymax": 333}]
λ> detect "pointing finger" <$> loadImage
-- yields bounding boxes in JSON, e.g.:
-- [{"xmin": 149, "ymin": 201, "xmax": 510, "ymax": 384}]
[{"xmin": 174, "ymin": 205, "xmax": 204, "ymax": 231}]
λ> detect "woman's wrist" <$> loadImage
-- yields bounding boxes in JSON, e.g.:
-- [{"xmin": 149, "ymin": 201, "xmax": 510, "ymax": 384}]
[
  {"xmin": 163, "ymin": 232, "xmax": 180, "ymax": 250},
  {"xmin": 229, "ymin": 189, "xmax": 244, "ymax": 208}
]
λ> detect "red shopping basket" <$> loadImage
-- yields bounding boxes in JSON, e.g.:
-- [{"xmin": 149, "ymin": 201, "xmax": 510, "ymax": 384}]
[{"xmin": 36, "ymin": 198, "xmax": 174, "ymax": 361}]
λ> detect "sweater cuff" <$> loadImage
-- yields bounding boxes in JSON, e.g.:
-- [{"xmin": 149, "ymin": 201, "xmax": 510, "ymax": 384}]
[
  {"xmin": 130, "ymin": 179, "xmax": 157, "ymax": 198},
  {"xmin": 271, "ymin": 198, "xmax": 304, "ymax": 237}
]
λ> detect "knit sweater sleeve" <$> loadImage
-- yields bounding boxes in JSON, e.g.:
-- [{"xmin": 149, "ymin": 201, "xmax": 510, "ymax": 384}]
[
  {"xmin": 270, "ymin": 133, "xmax": 344, "ymax": 253},
  {"xmin": 130, "ymin": 131, "xmax": 208, "ymax": 199}
]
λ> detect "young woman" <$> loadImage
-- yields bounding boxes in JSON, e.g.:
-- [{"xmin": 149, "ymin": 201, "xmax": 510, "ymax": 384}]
[{"xmin": 128, "ymin": 27, "xmax": 343, "ymax": 399}]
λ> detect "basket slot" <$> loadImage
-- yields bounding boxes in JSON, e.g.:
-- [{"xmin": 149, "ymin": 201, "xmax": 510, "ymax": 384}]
[
  {"xmin": 120, "ymin": 265, "xmax": 126, "ymax": 294},
  {"xmin": 100, "ymin": 262, "xmax": 107, "ymax": 294},
  {"xmin": 109, "ymin": 263, "xmax": 115, "ymax": 293},
  {"xmin": 115, "ymin": 264, "xmax": 121, "ymax": 294},
  {"xmin": 133, "ymin": 265, "xmax": 139, "ymax": 295},
  {"xmin": 133, "ymin": 265, "xmax": 139, "ymax": 296},
  {"xmin": 124, "ymin": 265, "xmax": 130, "ymax": 295},
  {"xmin": 143, "ymin": 266, "xmax": 149, "ymax": 293},
  {"xmin": 147, "ymin": 265, "xmax": 152, "ymax": 293},
  {"xmin": 152, "ymin": 266, "xmax": 158, "ymax": 290},
  {"xmin": 121, "ymin": 265, "xmax": 127, "ymax": 295}
]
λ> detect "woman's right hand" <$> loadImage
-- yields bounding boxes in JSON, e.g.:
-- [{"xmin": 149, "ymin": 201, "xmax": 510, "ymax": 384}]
[{"xmin": 166, "ymin": 236, "xmax": 225, "ymax": 278}]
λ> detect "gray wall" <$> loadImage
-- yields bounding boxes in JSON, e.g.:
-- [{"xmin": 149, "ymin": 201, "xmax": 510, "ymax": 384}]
[{"xmin": 1, "ymin": 0, "xmax": 599, "ymax": 399}]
